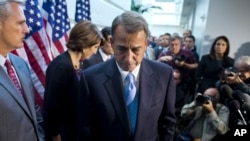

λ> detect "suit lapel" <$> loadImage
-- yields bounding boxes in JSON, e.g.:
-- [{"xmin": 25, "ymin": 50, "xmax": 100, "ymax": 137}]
[
  {"xmin": 8, "ymin": 55, "xmax": 34, "ymax": 119},
  {"xmin": 136, "ymin": 60, "xmax": 156, "ymax": 132},
  {"xmin": 0, "ymin": 66, "xmax": 32, "ymax": 117},
  {"xmin": 103, "ymin": 60, "xmax": 131, "ymax": 134}
]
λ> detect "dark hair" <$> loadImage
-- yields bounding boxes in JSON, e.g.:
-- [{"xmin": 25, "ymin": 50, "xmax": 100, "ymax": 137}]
[
  {"xmin": 101, "ymin": 26, "xmax": 111, "ymax": 40},
  {"xmin": 170, "ymin": 35, "xmax": 182, "ymax": 42},
  {"xmin": 185, "ymin": 35, "xmax": 195, "ymax": 42},
  {"xmin": 209, "ymin": 35, "xmax": 230, "ymax": 59},
  {"xmin": 111, "ymin": 11, "xmax": 149, "ymax": 40},
  {"xmin": 164, "ymin": 32, "xmax": 171, "ymax": 37},
  {"xmin": 66, "ymin": 20, "xmax": 104, "ymax": 52}
]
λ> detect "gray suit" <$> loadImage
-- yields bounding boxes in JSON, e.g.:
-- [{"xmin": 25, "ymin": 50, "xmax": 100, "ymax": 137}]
[{"xmin": 0, "ymin": 53, "xmax": 44, "ymax": 141}]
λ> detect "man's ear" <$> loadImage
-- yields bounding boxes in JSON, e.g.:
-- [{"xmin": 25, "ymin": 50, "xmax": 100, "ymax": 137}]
[
  {"xmin": 0, "ymin": 21, "xmax": 3, "ymax": 31},
  {"xmin": 110, "ymin": 37, "xmax": 114, "ymax": 49},
  {"xmin": 145, "ymin": 39, "xmax": 149, "ymax": 47}
]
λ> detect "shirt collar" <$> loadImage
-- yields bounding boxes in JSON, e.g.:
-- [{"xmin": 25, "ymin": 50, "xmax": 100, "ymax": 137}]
[
  {"xmin": 99, "ymin": 48, "xmax": 111, "ymax": 61},
  {"xmin": 116, "ymin": 61, "xmax": 140, "ymax": 83},
  {"xmin": 0, "ymin": 54, "xmax": 9, "ymax": 67}
]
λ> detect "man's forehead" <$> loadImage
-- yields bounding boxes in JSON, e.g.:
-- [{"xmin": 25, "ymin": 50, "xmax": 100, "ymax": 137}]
[
  {"xmin": 204, "ymin": 89, "xmax": 217, "ymax": 96},
  {"xmin": 235, "ymin": 62, "xmax": 249, "ymax": 70}
]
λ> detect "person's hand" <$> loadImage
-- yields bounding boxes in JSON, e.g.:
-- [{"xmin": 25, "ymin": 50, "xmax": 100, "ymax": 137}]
[
  {"xmin": 224, "ymin": 70, "xmax": 243, "ymax": 84},
  {"xmin": 202, "ymin": 100, "xmax": 214, "ymax": 113},
  {"xmin": 158, "ymin": 55, "xmax": 173, "ymax": 62}
]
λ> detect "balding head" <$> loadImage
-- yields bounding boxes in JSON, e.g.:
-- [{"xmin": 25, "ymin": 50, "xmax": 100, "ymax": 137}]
[{"xmin": 203, "ymin": 87, "xmax": 220, "ymax": 107}]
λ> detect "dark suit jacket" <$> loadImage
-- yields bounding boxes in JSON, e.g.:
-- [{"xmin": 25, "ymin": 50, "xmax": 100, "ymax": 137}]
[
  {"xmin": 0, "ymin": 53, "xmax": 44, "ymax": 141},
  {"xmin": 79, "ymin": 58, "xmax": 176, "ymax": 141},
  {"xmin": 84, "ymin": 51, "xmax": 104, "ymax": 69},
  {"xmin": 42, "ymin": 51, "xmax": 80, "ymax": 141},
  {"xmin": 196, "ymin": 54, "xmax": 234, "ymax": 93}
]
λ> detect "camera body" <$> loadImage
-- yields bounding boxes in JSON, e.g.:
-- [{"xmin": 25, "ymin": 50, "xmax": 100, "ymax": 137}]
[
  {"xmin": 225, "ymin": 66, "xmax": 238, "ymax": 77},
  {"xmin": 174, "ymin": 55, "xmax": 186, "ymax": 62},
  {"xmin": 195, "ymin": 95, "xmax": 211, "ymax": 106}
]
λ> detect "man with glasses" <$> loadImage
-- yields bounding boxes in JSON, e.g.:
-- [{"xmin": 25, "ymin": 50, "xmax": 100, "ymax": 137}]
[
  {"xmin": 216, "ymin": 56, "xmax": 250, "ymax": 127},
  {"xmin": 217, "ymin": 56, "xmax": 250, "ymax": 104}
]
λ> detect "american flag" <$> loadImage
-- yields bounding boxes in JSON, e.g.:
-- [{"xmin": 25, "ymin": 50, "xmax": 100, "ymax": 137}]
[
  {"xmin": 42, "ymin": 0, "xmax": 71, "ymax": 57},
  {"xmin": 13, "ymin": 0, "xmax": 53, "ymax": 107},
  {"xmin": 75, "ymin": 0, "xmax": 91, "ymax": 22}
]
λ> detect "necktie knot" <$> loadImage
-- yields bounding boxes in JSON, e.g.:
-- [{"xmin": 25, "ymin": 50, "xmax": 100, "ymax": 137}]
[
  {"xmin": 5, "ymin": 59, "xmax": 12, "ymax": 68},
  {"xmin": 127, "ymin": 73, "xmax": 135, "ymax": 83}
]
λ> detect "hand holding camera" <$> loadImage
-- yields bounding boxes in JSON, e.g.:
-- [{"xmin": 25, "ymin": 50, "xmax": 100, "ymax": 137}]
[
  {"xmin": 223, "ymin": 67, "xmax": 242, "ymax": 84},
  {"xmin": 158, "ymin": 55, "xmax": 173, "ymax": 62},
  {"xmin": 174, "ymin": 55, "xmax": 185, "ymax": 67},
  {"xmin": 195, "ymin": 94, "xmax": 215, "ymax": 112},
  {"xmin": 224, "ymin": 67, "xmax": 238, "ymax": 77}
]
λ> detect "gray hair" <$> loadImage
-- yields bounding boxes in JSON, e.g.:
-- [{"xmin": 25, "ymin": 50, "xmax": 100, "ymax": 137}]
[
  {"xmin": 111, "ymin": 11, "xmax": 149, "ymax": 40},
  {"xmin": 235, "ymin": 56, "xmax": 250, "ymax": 70},
  {"xmin": 0, "ymin": 0, "xmax": 25, "ymax": 21}
]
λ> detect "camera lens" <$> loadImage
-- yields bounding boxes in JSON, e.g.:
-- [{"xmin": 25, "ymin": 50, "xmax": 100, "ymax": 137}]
[{"xmin": 196, "ymin": 95, "xmax": 211, "ymax": 105}]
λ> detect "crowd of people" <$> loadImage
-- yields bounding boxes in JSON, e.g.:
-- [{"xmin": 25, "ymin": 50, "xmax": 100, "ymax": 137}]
[
  {"xmin": 146, "ymin": 24, "xmax": 250, "ymax": 141},
  {"xmin": 0, "ymin": 0, "xmax": 250, "ymax": 141}
]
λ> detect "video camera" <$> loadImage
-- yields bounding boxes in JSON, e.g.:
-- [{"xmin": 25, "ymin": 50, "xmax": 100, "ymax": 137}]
[
  {"xmin": 174, "ymin": 55, "xmax": 186, "ymax": 62},
  {"xmin": 195, "ymin": 95, "xmax": 213, "ymax": 106}
]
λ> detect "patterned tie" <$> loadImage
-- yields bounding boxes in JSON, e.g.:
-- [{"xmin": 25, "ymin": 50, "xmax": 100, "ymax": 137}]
[
  {"xmin": 5, "ymin": 59, "xmax": 24, "ymax": 96},
  {"xmin": 125, "ymin": 73, "xmax": 138, "ymax": 134}
]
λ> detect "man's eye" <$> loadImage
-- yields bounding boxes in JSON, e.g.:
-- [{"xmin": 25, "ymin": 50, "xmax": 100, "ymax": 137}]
[
  {"xmin": 118, "ymin": 48, "xmax": 127, "ymax": 52},
  {"xmin": 132, "ymin": 48, "xmax": 140, "ymax": 53}
]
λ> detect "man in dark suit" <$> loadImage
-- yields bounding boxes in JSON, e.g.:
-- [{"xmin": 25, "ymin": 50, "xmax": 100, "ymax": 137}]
[
  {"xmin": 79, "ymin": 11, "xmax": 176, "ymax": 141},
  {"xmin": 0, "ymin": 1, "xmax": 44, "ymax": 141},
  {"xmin": 85, "ymin": 26, "xmax": 113, "ymax": 69}
]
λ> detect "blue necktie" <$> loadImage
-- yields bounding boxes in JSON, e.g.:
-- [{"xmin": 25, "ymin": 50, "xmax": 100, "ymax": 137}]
[{"xmin": 125, "ymin": 73, "xmax": 138, "ymax": 134}]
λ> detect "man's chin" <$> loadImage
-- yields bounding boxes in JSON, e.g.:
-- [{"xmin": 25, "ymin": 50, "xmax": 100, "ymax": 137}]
[{"xmin": 125, "ymin": 66, "xmax": 136, "ymax": 72}]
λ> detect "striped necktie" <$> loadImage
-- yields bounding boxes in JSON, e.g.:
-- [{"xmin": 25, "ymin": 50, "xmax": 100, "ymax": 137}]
[{"xmin": 5, "ymin": 59, "xmax": 24, "ymax": 96}]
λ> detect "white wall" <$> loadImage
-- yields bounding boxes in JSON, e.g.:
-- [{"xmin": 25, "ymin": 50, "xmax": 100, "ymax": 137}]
[
  {"xmin": 193, "ymin": 0, "xmax": 250, "ymax": 59},
  {"xmin": 191, "ymin": 0, "xmax": 210, "ymax": 57}
]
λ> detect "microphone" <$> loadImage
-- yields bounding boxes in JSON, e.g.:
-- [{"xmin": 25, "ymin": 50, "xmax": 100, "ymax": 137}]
[
  {"xmin": 232, "ymin": 90, "xmax": 247, "ymax": 105},
  {"xmin": 219, "ymin": 84, "xmax": 233, "ymax": 102},
  {"xmin": 242, "ymin": 102, "xmax": 250, "ymax": 113},
  {"xmin": 230, "ymin": 100, "xmax": 247, "ymax": 125}
]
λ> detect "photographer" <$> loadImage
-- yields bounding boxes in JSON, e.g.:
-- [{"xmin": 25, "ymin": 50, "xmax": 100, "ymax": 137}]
[
  {"xmin": 179, "ymin": 88, "xmax": 229, "ymax": 141},
  {"xmin": 157, "ymin": 35, "xmax": 198, "ymax": 103},
  {"xmin": 216, "ymin": 56, "xmax": 250, "ymax": 125}
]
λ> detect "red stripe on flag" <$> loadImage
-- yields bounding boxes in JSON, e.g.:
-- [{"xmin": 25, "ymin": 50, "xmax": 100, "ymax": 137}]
[
  {"xmin": 53, "ymin": 39, "xmax": 66, "ymax": 54},
  {"xmin": 31, "ymin": 33, "xmax": 51, "ymax": 65},
  {"xmin": 23, "ymin": 42, "xmax": 46, "ymax": 86}
]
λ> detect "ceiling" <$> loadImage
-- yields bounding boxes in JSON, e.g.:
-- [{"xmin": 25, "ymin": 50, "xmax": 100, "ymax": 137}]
[{"xmin": 141, "ymin": 0, "xmax": 196, "ymax": 26}]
